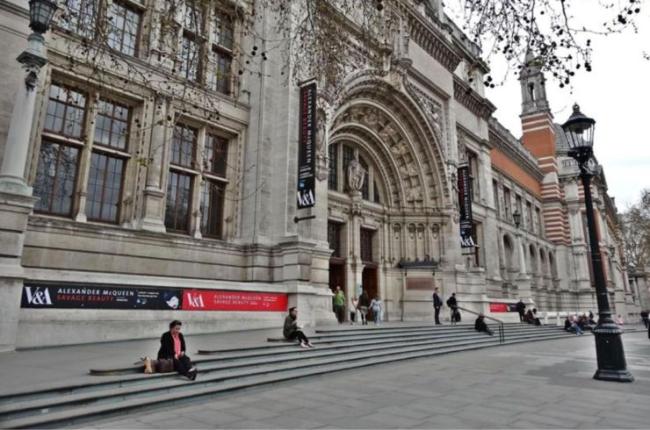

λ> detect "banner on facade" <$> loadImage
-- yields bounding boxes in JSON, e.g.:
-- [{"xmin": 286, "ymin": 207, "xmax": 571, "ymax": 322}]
[
  {"xmin": 297, "ymin": 80, "xmax": 317, "ymax": 209},
  {"xmin": 489, "ymin": 303, "xmax": 518, "ymax": 313},
  {"xmin": 457, "ymin": 165, "xmax": 475, "ymax": 248},
  {"xmin": 181, "ymin": 289, "xmax": 288, "ymax": 312},
  {"xmin": 21, "ymin": 283, "xmax": 182, "ymax": 310}
]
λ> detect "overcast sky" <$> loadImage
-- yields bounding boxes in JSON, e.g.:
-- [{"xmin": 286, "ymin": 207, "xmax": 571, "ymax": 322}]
[{"xmin": 464, "ymin": 5, "xmax": 650, "ymax": 210}]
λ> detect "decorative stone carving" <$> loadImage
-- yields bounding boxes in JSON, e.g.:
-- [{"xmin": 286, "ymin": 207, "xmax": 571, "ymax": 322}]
[
  {"xmin": 405, "ymin": 81, "xmax": 444, "ymax": 144},
  {"xmin": 347, "ymin": 159, "xmax": 366, "ymax": 192}
]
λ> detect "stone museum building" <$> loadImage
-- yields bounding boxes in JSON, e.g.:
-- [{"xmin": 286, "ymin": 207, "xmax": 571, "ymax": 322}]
[{"xmin": 0, "ymin": 0, "xmax": 638, "ymax": 350}]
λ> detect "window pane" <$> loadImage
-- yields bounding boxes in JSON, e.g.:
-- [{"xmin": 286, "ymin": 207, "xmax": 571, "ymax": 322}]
[
  {"xmin": 86, "ymin": 152, "xmax": 124, "ymax": 223},
  {"xmin": 359, "ymin": 157, "xmax": 369, "ymax": 200},
  {"xmin": 94, "ymin": 99, "xmax": 130, "ymax": 150},
  {"xmin": 107, "ymin": 2, "xmax": 141, "ymax": 56},
  {"xmin": 328, "ymin": 143, "xmax": 338, "ymax": 190},
  {"xmin": 172, "ymin": 125, "xmax": 195, "ymax": 167},
  {"xmin": 200, "ymin": 180, "xmax": 224, "ymax": 238},
  {"xmin": 44, "ymin": 84, "xmax": 87, "ymax": 139},
  {"xmin": 212, "ymin": 10, "xmax": 233, "ymax": 50},
  {"xmin": 180, "ymin": 36, "xmax": 199, "ymax": 81},
  {"xmin": 208, "ymin": 50, "xmax": 232, "ymax": 95},
  {"xmin": 59, "ymin": 0, "xmax": 95, "ymax": 38},
  {"xmin": 165, "ymin": 171, "xmax": 192, "ymax": 232},
  {"xmin": 33, "ymin": 141, "xmax": 79, "ymax": 216},
  {"xmin": 204, "ymin": 134, "xmax": 227, "ymax": 176}
]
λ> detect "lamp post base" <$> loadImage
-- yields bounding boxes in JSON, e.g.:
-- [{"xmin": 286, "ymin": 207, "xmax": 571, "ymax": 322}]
[{"xmin": 592, "ymin": 322, "xmax": 634, "ymax": 383}]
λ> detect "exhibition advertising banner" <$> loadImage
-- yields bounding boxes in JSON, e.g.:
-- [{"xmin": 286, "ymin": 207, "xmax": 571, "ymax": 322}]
[
  {"xmin": 297, "ymin": 80, "xmax": 317, "ymax": 209},
  {"xmin": 21, "ymin": 283, "xmax": 181, "ymax": 310},
  {"xmin": 457, "ymin": 165, "xmax": 475, "ymax": 248},
  {"xmin": 182, "ymin": 289, "xmax": 289, "ymax": 312},
  {"xmin": 489, "ymin": 303, "xmax": 518, "ymax": 313}
]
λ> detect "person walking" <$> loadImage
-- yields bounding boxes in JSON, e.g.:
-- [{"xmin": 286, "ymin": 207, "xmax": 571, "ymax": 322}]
[
  {"xmin": 370, "ymin": 295, "xmax": 384, "ymax": 325},
  {"xmin": 433, "ymin": 287, "xmax": 443, "ymax": 325},
  {"xmin": 640, "ymin": 309, "xmax": 649, "ymax": 328},
  {"xmin": 516, "ymin": 299, "xmax": 526, "ymax": 323},
  {"xmin": 283, "ymin": 307, "xmax": 313, "ymax": 348},
  {"xmin": 333, "ymin": 286, "xmax": 346, "ymax": 324},
  {"xmin": 358, "ymin": 289, "xmax": 370, "ymax": 325},
  {"xmin": 157, "ymin": 320, "xmax": 197, "ymax": 380},
  {"xmin": 350, "ymin": 296, "xmax": 359, "ymax": 325},
  {"xmin": 474, "ymin": 313, "xmax": 494, "ymax": 336},
  {"xmin": 446, "ymin": 293, "xmax": 458, "ymax": 324}
]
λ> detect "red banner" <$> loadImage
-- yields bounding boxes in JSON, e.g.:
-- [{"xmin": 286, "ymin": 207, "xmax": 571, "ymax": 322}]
[
  {"xmin": 181, "ymin": 289, "xmax": 288, "ymax": 312},
  {"xmin": 489, "ymin": 302, "xmax": 518, "ymax": 313}
]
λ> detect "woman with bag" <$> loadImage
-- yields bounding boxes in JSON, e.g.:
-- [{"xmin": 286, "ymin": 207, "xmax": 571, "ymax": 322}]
[{"xmin": 158, "ymin": 320, "xmax": 197, "ymax": 380}]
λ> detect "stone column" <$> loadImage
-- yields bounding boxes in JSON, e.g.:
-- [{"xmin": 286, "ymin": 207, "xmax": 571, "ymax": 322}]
[
  {"xmin": 0, "ymin": 33, "xmax": 49, "ymax": 351},
  {"xmin": 515, "ymin": 231, "xmax": 532, "ymax": 300},
  {"xmin": 139, "ymin": 96, "xmax": 169, "ymax": 232}
]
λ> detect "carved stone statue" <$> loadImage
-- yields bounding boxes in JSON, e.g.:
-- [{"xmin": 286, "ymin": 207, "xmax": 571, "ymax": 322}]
[
  {"xmin": 347, "ymin": 159, "xmax": 366, "ymax": 192},
  {"xmin": 315, "ymin": 109, "xmax": 327, "ymax": 156}
]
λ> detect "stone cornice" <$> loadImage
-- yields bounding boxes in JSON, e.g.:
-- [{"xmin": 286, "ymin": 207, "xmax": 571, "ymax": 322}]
[
  {"xmin": 0, "ymin": 0, "xmax": 28, "ymax": 18},
  {"xmin": 453, "ymin": 77, "xmax": 496, "ymax": 120},
  {"xmin": 488, "ymin": 119, "xmax": 544, "ymax": 182},
  {"xmin": 406, "ymin": 8, "xmax": 463, "ymax": 73}
]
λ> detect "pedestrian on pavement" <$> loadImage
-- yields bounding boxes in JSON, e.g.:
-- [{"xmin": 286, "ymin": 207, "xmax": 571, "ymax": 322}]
[
  {"xmin": 358, "ymin": 289, "xmax": 370, "ymax": 325},
  {"xmin": 157, "ymin": 320, "xmax": 197, "ymax": 380},
  {"xmin": 370, "ymin": 295, "xmax": 384, "ymax": 324},
  {"xmin": 446, "ymin": 293, "xmax": 459, "ymax": 324},
  {"xmin": 474, "ymin": 313, "xmax": 494, "ymax": 336},
  {"xmin": 516, "ymin": 299, "xmax": 526, "ymax": 323},
  {"xmin": 433, "ymin": 287, "xmax": 443, "ymax": 325},
  {"xmin": 640, "ymin": 310, "xmax": 649, "ymax": 328},
  {"xmin": 283, "ymin": 307, "xmax": 313, "ymax": 348},
  {"xmin": 350, "ymin": 296, "xmax": 359, "ymax": 325},
  {"xmin": 333, "ymin": 286, "xmax": 346, "ymax": 324},
  {"xmin": 570, "ymin": 316, "xmax": 583, "ymax": 336}
]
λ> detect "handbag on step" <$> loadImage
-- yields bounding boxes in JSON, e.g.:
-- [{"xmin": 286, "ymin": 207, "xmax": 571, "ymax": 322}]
[
  {"xmin": 141, "ymin": 357, "xmax": 155, "ymax": 374},
  {"xmin": 156, "ymin": 358, "xmax": 175, "ymax": 373}
]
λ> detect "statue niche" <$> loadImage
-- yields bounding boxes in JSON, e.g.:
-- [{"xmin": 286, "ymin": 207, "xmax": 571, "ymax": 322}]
[{"xmin": 347, "ymin": 159, "xmax": 366, "ymax": 193}]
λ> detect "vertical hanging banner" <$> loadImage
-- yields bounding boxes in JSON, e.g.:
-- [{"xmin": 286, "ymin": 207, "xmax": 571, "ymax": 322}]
[
  {"xmin": 297, "ymin": 81, "xmax": 317, "ymax": 208},
  {"xmin": 457, "ymin": 165, "xmax": 475, "ymax": 248}
]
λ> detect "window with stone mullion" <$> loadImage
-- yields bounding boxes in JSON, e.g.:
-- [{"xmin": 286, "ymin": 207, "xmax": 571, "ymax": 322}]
[
  {"xmin": 200, "ymin": 179, "xmax": 225, "ymax": 238},
  {"xmin": 106, "ymin": 1, "xmax": 142, "ymax": 56},
  {"xmin": 207, "ymin": 7, "xmax": 234, "ymax": 94},
  {"xmin": 165, "ymin": 170, "xmax": 193, "ymax": 233},
  {"xmin": 59, "ymin": 0, "xmax": 96, "ymax": 39},
  {"xmin": 171, "ymin": 125, "xmax": 197, "ymax": 168},
  {"xmin": 359, "ymin": 157, "xmax": 369, "ymax": 200},
  {"xmin": 328, "ymin": 143, "xmax": 338, "ymax": 191}
]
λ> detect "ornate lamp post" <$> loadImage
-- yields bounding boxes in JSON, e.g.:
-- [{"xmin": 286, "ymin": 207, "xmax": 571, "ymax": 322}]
[
  {"xmin": 561, "ymin": 104, "xmax": 633, "ymax": 382},
  {"xmin": 0, "ymin": 0, "xmax": 57, "ymax": 194},
  {"xmin": 512, "ymin": 210, "xmax": 522, "ymax": 229}
]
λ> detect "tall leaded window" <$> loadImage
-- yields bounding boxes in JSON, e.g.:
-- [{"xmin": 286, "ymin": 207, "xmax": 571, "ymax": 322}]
[
  {"xmin": 492, "ymin": 180, "xmax": 499, "ymax": 217},
  {"xmin": 360, "ymin": 228, "xmax": 374, "ymax": 262},
  {"xmin": 207, "ymin": 9, "xmax": 234, "ymax": 95},
  {"xmin": 180, "ymin": 35, "xmax": 200, "ymax": 82},
  {"xmin": 165, "ymin": 171, "xmax": 192, "ymax": 232},
  {"xmin": 172, "ymin": 125, "xmax": 196, "ymax": 168},
  {"xmin": 204, "ymin": 134, "xmax": 227, "ymax": 176},
  {"xmin": 85, "ymin": 99, "xmax": 130, "ymax": 223},
  {"xmin": 107, "ymin": 1, "xmax": 142, "ymax": 56},
  {"xmin": 200, "ymin": 181, "xmax": 224, "ymax": 238},
  {"xmin": 373, "ymin": 180, "xmax": 381, "ymax": 204},
  {"xmin": 467, "ymin": 150, "xmax": 480, "ymax": 201},
  {"xmin": 526, "ymin": 201, "xmax": 533, "ymax": 232},
  {"xmin": 33, "ymin": 141, "xmax": 80, "ymax": 215},
  {"xmin": 328, "ymin": 143, "xmax": 338, "ymax": 190},
  {"xmin": 328, "ymin": 222, "xmax": 342, "ymax": 258},
  {"xmin": 34, "ymin": 84, "xmax": 87, "ymax": 216},
  {"xmin": 359, "ymin": 157, "xmax": 369, "ymax": 200},
  {"xmin": 59, "ymin": 0, "xmax": 95, "ymax": 38}
]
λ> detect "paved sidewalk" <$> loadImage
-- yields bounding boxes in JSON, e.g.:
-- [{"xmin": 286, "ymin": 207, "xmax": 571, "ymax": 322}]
[{"xmin": 83, "ymin": 330, "xmax": 650, "ymax": 429}]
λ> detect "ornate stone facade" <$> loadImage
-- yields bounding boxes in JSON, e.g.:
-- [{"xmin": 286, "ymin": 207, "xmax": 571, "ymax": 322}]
[{"xmin": 0, "ymin": 0, "xmax": 637, "ymax": 349}]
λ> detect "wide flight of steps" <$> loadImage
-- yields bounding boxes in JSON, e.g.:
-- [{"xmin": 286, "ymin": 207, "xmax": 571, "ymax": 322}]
[{"xmin": 0, "ymin": 323, "xmax": 574, "ymax": 428}]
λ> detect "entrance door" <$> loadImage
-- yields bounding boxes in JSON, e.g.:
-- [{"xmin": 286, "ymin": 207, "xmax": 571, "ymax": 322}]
[
  {"xmin": 362, "ymin": 265, "xmax": 378, "ymax": 320},
  {"xmin": 329, "ymin": 259, "xmax": 346, "ymax": 311}
]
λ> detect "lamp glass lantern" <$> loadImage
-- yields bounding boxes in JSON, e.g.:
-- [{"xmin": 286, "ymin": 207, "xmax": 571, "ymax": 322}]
[
  {"xmin": 29, "ymin": 0, "xmax": 58, "ymax": 34},
  {"xmin": 561, "ymin": 104, "xmax": 596, "ymax": 153},
  {"xmin": 512, "ymin": 210, "xmax": 521, "ymax": 229}
]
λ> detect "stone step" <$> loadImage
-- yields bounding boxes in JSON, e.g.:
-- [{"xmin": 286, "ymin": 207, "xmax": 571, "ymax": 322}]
[{"xmin": 0, "ymin": 331, "xmax": 574, "ymax": 429}]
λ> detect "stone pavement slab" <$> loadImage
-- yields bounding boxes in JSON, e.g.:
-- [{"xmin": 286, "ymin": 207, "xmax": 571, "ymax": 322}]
[{"xmin": 80, "ymin": 331, "xmax": 650, "ymax": 429}]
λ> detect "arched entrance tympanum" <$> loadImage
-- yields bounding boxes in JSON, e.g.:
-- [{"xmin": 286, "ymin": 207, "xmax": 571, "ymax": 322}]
[{"xmin": 324, "ymin": 74, "xmax": 449, "ymax": 321}]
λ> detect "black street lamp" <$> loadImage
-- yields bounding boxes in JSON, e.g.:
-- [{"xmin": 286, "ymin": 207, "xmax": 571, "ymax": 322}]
[
  {"xmin": 561, "ymin": 104, "xmax": 633, "ymax": 382},
  {"xmin": 512, "ymin": 210, "xmax": 521, "ymax": 229}
]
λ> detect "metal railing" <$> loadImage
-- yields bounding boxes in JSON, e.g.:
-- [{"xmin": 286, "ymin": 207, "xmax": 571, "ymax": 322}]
[{"xmin": 456, "ymin": 306, "xmax": 505, "ymax": 344}]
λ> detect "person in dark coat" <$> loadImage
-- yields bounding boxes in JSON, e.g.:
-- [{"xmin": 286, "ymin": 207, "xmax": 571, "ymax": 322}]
[
  {"xmin": 432, "ymin": 287, "xmax": 443, "ymax": 325},
  {"xmin": 641, "ymin": 310, "xmax": 649, "ymax": 328},
  {"xmin": 446, "ymin": 293, "xmax": 458, "ymax": 323},
  {"xmin": 474, "ymin": 314, "xmax": 493, "ymax": 336},
  {"xmin": 158, "ymin": 320, "xmax": 197, "ymax": 380},
  {"xmin": 283, "ymin": 307, "xmax": 313, "ymax": 348},
  {"xmin": 516, "ymin": 299, "xmax": 526, "ymax": 323},
  {"xmin": 358, "ymin": 290, "xmax": 370, "ymax": 325}
]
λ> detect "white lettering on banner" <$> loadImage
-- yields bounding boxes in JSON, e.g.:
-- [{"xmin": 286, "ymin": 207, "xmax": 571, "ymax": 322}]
[
  {"xmin": 24, "ymin": 287, "xmax": 53, "ymax": 306},
  {"xmin": 297, "ymin": 189, "xmax": 315, "ymax": 208},
  {"xmin": 186, "ymin": 293, "xmax": 205, "ymax": 308}
]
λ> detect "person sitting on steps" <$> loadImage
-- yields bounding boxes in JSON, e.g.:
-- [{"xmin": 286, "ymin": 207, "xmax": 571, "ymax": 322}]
[
  {"xmin": 158, "ymin": 320, "xmax": 197, "ymax": 380},
  {"xmin": 446, "ymin": 293, "xmax": 459, "ymax": 325},
  {"xmin": 474, "ymin": 313, "xmax": 494, "ymax": 336},
  {"xmin": 283, "ymin": 307, "xmax": 314, "ymax": 348}
]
